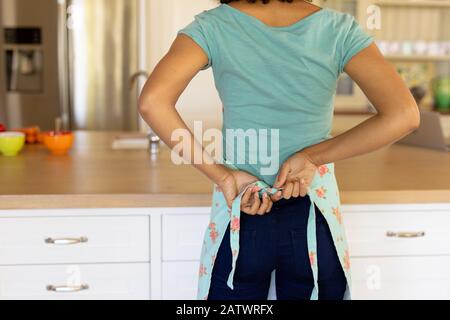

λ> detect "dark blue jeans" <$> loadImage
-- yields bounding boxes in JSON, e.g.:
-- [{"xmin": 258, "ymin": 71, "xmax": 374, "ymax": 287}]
[{"xmin": 208, "ymin": 195, "xmax": 347, "ymax": 300}]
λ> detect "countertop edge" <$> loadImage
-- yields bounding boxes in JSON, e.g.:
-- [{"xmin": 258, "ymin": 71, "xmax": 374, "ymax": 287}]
[
  {"xmin": 0, "ymin": 190, "xmax": 449, "ymax": 210},
  {"xmin": 340, "ymin": 190, "xmax": 450, "ymax": 205},
  {"xmin": 0, "ymin": 193, "xmax": 213, "ymax": 210}
]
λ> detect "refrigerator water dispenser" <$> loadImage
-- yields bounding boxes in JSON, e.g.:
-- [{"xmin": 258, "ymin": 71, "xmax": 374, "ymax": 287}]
[{"xmin": 4, "ymin": 28, "xmax": 43, "ymax": 93}]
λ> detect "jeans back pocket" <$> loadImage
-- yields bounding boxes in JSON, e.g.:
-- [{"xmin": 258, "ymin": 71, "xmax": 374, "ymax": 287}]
[{"xmin": 291, "ymin": 230, "xmax": 315, "ymax": 284}]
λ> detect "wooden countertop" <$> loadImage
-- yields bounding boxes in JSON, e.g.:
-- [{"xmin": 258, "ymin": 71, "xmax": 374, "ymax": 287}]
[{"xmin": 1, "ymin": 116, "xmax": 449, "ymax": 209}]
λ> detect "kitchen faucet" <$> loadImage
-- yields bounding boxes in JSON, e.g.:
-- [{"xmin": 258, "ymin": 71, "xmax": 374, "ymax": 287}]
[
  {"xmin": 129, "ymin": 71, "xmax": 161, "ymax": 147},
  {"xmin": 129, "ymin": 71, "xmax": 150, "ymax": 89}
]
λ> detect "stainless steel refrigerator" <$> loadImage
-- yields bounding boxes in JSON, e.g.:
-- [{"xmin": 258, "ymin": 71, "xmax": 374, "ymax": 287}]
[{"xmin": 0, "ymin": 0, "xmax": 142, "ymax": 131}]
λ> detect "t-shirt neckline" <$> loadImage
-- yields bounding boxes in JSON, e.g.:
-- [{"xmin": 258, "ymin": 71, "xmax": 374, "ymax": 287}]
[{"xmin": 222, "ymin": 4, "xmax": 326, "ymax": 31}]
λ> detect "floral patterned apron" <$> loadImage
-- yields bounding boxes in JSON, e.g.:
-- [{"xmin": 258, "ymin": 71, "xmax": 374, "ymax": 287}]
[{"xmin": 197, "ymin": 162, "xmax": 351, "ymax": 300}]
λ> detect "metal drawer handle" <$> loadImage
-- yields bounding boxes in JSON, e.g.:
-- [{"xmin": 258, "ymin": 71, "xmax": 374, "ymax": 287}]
[
  {"xmin": 386, "ymin": 231, "xmax": 425, "ymax": 238},
  {"xmin": 44, "ymin": 237, "xmax": 88, "ymax": 245},
  {"xmin": 46, "ymin": 284, "xmax": 89, "ymax": 293}
]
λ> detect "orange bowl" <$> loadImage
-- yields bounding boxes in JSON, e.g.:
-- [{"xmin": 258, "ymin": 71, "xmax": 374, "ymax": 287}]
[
  {"xmin": 37, "ymin": 132, "xmax": 45, "ymax": 144},
  {"xmin": 43, "ymin": 131, "xmax": 74, "ymax": 156}
]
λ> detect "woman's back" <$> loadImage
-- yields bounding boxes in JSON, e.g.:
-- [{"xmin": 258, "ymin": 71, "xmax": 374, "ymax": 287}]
[{"xmin": 178, "ymin": 2, "xmax": 373, "ymax": 185}]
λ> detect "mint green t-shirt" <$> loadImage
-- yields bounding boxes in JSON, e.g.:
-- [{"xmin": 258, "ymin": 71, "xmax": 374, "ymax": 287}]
[{"xmin": 178, "ymin": 4, "xmax": 373, "ymax": 185}]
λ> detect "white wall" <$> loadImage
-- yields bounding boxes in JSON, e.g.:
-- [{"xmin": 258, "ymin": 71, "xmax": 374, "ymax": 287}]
[{"xmin": 145, "ymin": 0, "xmax": 223, "ymax": 129}]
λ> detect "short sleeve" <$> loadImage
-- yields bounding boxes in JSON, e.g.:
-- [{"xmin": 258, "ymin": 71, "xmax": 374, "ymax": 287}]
[
  {"xmin": 177, "ymin": 17, "xmax": 213, "ymax": 70},
  {"xmin": 338, "ymin": 15, "xmax": 374, "ymax": 74}
]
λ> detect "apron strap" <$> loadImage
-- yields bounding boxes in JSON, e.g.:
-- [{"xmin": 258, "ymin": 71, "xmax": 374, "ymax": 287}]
[{"xmin": 307, "ymin": 201, "xmax": 319, "ymax": 300}]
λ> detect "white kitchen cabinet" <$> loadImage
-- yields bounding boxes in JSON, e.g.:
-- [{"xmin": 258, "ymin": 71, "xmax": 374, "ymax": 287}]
[
  {"xmin": 1, "ymin": 204, "xmax": 450, "ymax": 300},
  {"xmin": 160, "ymin": 256, "xmax": 450, "ymax": 301},
  {"xmin": 351, "ymin": 256, "xmax": 450, "ymax": 300},
  {"xmin": 0, "ymin": 216, "xmax": 150, "ymax": 265},
  {"xmin": 158, "ymin": 204, "xmax": 450, "ymax": 301},
  {"xmin": 0, "ymin": 263, "xmax": 150, "ymax": 300},
  {"xmin": 344, "ymin": 204, "xmax": 450, "ymax": 300},
  {"xmin": 162, "ymin": 214, "xmax": 210, "ymax": 261},
  {"xmin": 0, "ymin": 208, "xmax": 153, "ymax": 301},
  {"xmin": 162, "ymin": 261, "xmax": 199, "ymax": 300}
]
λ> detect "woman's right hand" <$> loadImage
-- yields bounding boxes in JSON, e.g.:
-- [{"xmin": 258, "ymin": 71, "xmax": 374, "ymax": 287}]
[{"xmin": 217, "ymin": 169, "xmax": 273, "ymax": 215}]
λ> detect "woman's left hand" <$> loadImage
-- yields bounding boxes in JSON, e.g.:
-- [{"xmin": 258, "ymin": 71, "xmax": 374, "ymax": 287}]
[{"xmin": 271, "ymin": 152, "xmax": 318, "ymax": 201}]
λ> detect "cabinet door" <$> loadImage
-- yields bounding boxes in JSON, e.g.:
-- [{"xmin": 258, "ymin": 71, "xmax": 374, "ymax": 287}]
[
  {"xmin": 351, "ymin": 256, "xmax": 450, "ymax": 300},
  {"xmin": 162, "ymin": 215, "xmax": 210, "ymax": 261},
  {"xmin": 0, "ymin": 263, "xmax": 150, "ymax": 300},
  {"xmin": 162, "ymin": 261, "xmax": 198, "ymax": 300}
]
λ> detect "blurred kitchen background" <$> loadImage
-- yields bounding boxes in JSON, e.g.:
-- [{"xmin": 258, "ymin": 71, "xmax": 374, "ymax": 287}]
[
  {"xmin": 1, "ymin": 0, "xmax": 450, "ymax": 133},
  {"xmin": 328, "ymin": 0, "xmax": 450, "ymax": 117},
  {"xmin": 0, "ymin": 0, "xmax": 142, "ymax": 131},
  {"xmin": 0, "ymin": 0, "xmax": 225, "ymax": 133},
  {"xmin": 1, "ymin": 0, "xmax": 450, "ymax": 301}
]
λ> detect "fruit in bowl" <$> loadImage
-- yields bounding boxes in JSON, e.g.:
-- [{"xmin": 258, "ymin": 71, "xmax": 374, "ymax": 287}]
[
  {"xmin": 43, "ymin": 131, "xmax": 74, "ymax": 156},
  {"xmin": 0, "ymin": 132, "xmax": 26, "ymax": 157},
  {"xmin": 13, "ymin": 126, "xmax": 41, "ymax": 144}
]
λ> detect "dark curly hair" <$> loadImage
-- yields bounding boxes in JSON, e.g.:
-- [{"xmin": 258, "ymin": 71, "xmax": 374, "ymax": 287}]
[{"xmin": 220, "ymin": 0, "xmax": 312, "ymax": 3}]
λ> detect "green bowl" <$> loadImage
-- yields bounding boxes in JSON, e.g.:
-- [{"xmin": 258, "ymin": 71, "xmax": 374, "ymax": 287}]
[{"xmin": 0, "ymin": 132, "xmax": 26, "ymax": 157}]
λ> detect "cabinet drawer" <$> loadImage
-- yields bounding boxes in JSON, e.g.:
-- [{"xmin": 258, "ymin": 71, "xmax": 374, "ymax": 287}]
[
  {"xmin": 0, "ymin": 216, "xmax": 149, "ymax": 265},
  {"xmin": 162, "ymin": 215, "xmax": 209, "ymax": 261},
  {"xmin": 0, "ymin": 263, "xmax": 150, "ymax": 300},
  {"xmin": 351, "ymin": 256, "xmax": 450, "ymax": 300},
  {"xmin": 344, "ymin": 210, "xmax": 450, "ymax": 257},
  {"xmin": 162, "ymin": 261, "xmax": 198, "ymax": 300}
]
